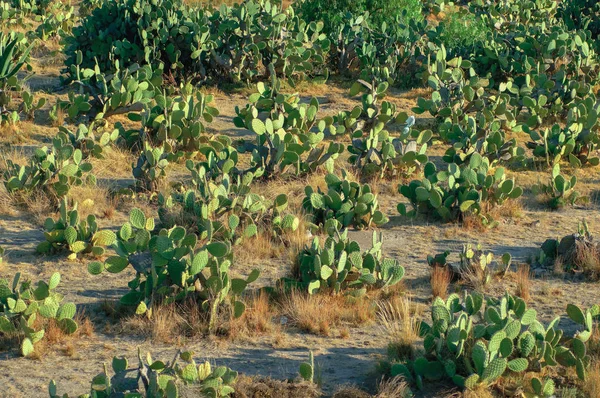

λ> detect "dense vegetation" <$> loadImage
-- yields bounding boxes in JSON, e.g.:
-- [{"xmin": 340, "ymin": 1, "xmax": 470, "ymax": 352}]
[{"xmin": 1, "ymin": 0, "xmax": 600, "ymax": 396}]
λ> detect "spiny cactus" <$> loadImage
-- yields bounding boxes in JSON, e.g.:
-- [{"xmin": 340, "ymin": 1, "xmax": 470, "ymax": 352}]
[
  {"xmin": 2, "ymin": 134, "xmax": 96, "ymax": 202},
  {"xmin": 534, "ymin": 220, "xmax": 600, "ymax": 276},
  {"xmin": 303, "ymin": 171, "xmax": 388, "ymax": 230},
  {"xmin": 89, "ymin": 208, "xmax": 258, "ymax": 334},
  {"xmin": 390, "ymin": 292, "xmax": 592, "ymax": 391},
  {"xmin": 398, "ymin": 153, "xmax": 522, "ymax": 224},
  {"xmin": 0, "ymin": 272, "xmax": 78, "ymax": 357},
  {"xmin": 234, "ymin": 77, "xmax": 343, "ymax": 178},
  {"xmin": 37, "ymin": 197, "xmax": 116, "ymax": 259},
  {"xmin": 49, "ymin": 348, "xmax": 237, "ymax": 398},
  {"xmin": 295, "ymin": 222, "xmax": 404, "ymax": 295},
  {"xmin": 533, "ymin": 163, "xmax": 580, "ymax": 209},
  {"xmin": 159, "ymin": 164, "xmax": 267, "ymax": 246}
]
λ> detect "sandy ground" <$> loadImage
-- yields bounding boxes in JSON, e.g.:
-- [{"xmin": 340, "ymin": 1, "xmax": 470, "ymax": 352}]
[{"xmin": 1, "ymin": 39, "xmax": 600, "ymax": 398}]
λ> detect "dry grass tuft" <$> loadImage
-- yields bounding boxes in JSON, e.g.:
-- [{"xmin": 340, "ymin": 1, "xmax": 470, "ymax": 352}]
[
  {"xmin": 430, "ymin": 266, "xmax": 451, "ymax": 299},
  {"xmin": 279, "ymin": 290, "xmax": 374, "ymax": 336},
  {"xmin": 233, "ymin": 231, "xmax": 284, "ymax": 265},
  {"xmin": 378, "ymin": 297, "xmax": 421, "ymax": 361},
  {"xmin": 332, "ymin": 386, "xmax": 370, "ymax": 398},
  {"xmin": 515, "ymin": 264, "xmax": 531, "ymax": 302},
  {"xmin": 119, "ymin": 301, "xmax": 204, "ymax": 343},
  {"xmin": 574, "ymin": 242, "xmax": 600, "ymax": 280},
  {"xmin": 49, "ymin": 102, "xmax": 65, "ymax": 127},
  {"xmin": 375, "ymin": 376, "xmax": 412, "ymax": 398},
  {"xmin": 233, "ymin": 375, "xmax": 321, "ymax": 398},
  {"xmin": 31, "ymin": 312, "xmax": 95, "ymax": 359},
  {"xmin": 583, "ymin": 361, "xmax": 600, "ymax": 398},
  {"xmin": 22, "ymin": 191, "xmax": 55, "ymax": 225},
  {"xmin": 227, "ymin": 291, "xmax": 279, "ymax": 341},
  {"xmin": 68, "ymin": 184, "xmax": 113, "ymax": 218},
  {"xmin": 589, "ymin": 324, "xmax": 600, "ymax": 360}
]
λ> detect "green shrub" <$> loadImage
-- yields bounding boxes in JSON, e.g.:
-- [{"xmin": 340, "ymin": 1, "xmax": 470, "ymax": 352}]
[
  {"xmin": 295, "ymin": 0, "xmax": 424, "ymax": 34},
  {"xmin": 436, "ymin": 9, "xmax": 490, "ymax": 58}
]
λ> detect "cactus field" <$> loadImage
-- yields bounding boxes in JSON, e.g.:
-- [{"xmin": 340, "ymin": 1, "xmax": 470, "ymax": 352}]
[{"xmin": 2, "ymin": 0, "xmax": 600, "ymax": 397}]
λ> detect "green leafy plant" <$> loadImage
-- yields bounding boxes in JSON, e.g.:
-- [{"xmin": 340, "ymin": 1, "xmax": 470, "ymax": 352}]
[
  {"xmin": 234, "ymin": 77, "xmax": 343, "ymax": 178},
  {"xmin": 533, "ymin": 164, "xmax": 580, "ymax": 209},
  {"xmin": 160, "ymin": 165, "xmax": 266, "ymax": 246},
  {"xmin": 397, "ymin": 154, "xmax": 522, "ymax": 223},
  {"xmin": 2, "ymin": 134, "xmax": 96, "ymax": 202},
  {"xmin": 0, "ymin": 272, "xmax": 78, "ymax": 357}
]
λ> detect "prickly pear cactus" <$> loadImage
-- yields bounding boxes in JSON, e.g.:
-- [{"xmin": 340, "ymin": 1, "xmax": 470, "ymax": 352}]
[
  {"xmin": 37, "ymin": 197, "xmax": 116, "ymax": 259},
  {"xmin": 89, "ymin": 208, "xmax": 258, "ymax": 334},
  {"xmin": 49, "ymin": 348, "xmax": 237, "ymax": 397},
  {"xmin": 303, "ymin": 170, "xmax": 388, "ymax": 230},
  {"xmin": 391, "ymin": 291, "xmax": 592, "ymax": 391},
  {"xmin": 296, "ymin": 222, "xmax": 404, "ymax": 295},
  {"xmin": 0, "ymin": 272, "xmax": 78, "ymax": 357}
]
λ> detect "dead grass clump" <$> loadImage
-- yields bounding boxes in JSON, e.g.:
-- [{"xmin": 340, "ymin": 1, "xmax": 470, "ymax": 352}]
[
  {"xmin": 68, "ymin": 184, "xmax": 112, "ymax": 218},
  {"xmin": 332, "ymin": 387, "xmax": 370, "ymax": 398},
  {"xmin": 233, "ymin": 231, "xmax": 284, "ymax": 265},
  {"xmin": 0, "ymin": 184, "xmax": 17, "ymax": 216},
  {"xmin": 430, "ymin": 266, "xmax": 451, "ymax": 299},
  {"xmin": 50, "ymin": 104, "xmax": 65, "ymax": 127},
  {"xmin": 378, "ymin": 297, "xmax": 421, "ymax": 361},
  {"xmin": 30, "ymin": 312, "xmax": 95, "ymax": 359},
  {"xmin": 232, "ymin": 375, "xmax": 321, "ymax": 398},
  {"xmin": 574, "ymin": 241, "xmax": 600, "ymax": 280},
  {"xmin": 279, "ymin": 290, "xmax": 374, "ymax": 336},
  {"xmin": 375, "ymin": 376, "xmax": 412, "ymax": 398},
  {"xmin": 461, "ymin": 214, "xmax": 486, "ymax": 233},
  {"xmin": 583, "ymin": 361, "xmax": 600, "ymax": 398},
  {"xmin": 119, "ymin": 301, "xmax": 205, "ymax": 343},
  {"xmin": 22, "ymin": 191, "xmax": 55, "ymax": 225},
  {"xmin": 589, "ymin": 324, "xmax": 600, "ymax": 360},
  {"xmin": 227, "ymin": 291, "xmax": 279, "ymax": 341},
  {"xmin": 515, "ymin": 264, "xmax": 531, "ymax": 302}
]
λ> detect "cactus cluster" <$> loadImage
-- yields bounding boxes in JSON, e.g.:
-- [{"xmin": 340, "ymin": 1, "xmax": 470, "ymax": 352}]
[
  {"xmin": 64, "ymin": 0, "xmax": 330, "ymax": 84},
  {"xmin": 49, "ymin": 348, "xmax": 237, "ymax": 398},
  {"xmin": 234, "ymin": 77, "xmax": 343, "ymax": 178},
  {"xmin": 66, "ymin": 58, "xmax": 161, "ymax": 121},
  {"xmin": 2, "ymin": 133, "xmax": 96, "ymax": 201},
  {"xmin": 89, "ymin": 208, "xmax": 258, "ymax": 334},
  {"xmin": 534, "ymin": 220, "xmax": 600, "ymax": 276},
  {"xmin": 303, "ymin": 171, "xmax": 388, "ymax": 230},
  {"xmin": 533, "ymin": 164, "xmax": 580, "ymax": 209},
  {"xmin": 390, "ymin": 292, "xmax": 594, "ymax": 390},
  {"xmin": 0, "ymin": 32, "xmax": 31, "ymax": 125},
  {"xmin": 37, "ymin": 198, "xmax": 116, "ymax": 259},
  {"xmin": 0, "ymin": 272, "xmax": 78, "ymax": 357},
  {"xmin": 398, "ymin": 154, "xmax": 522, "ymax": 223},
  {"xmin": 295, "ymin": 223, "xmax": 404, "ymax": 295},
  {"xmin": 428, "ymin": 244, "xmax": 511, "ymax": 289},
  {"xmin": 345, "ymin": 76, "xmax": 430, "ymax": 178}
]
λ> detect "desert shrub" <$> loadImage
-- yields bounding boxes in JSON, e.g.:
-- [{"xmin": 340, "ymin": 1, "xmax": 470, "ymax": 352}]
[
  {"xmin": 64, "ymin": 0, "xmax": 209, "ymax": 79},
  {"xmin": 435, "ymin": 9, "xmax": 490, "ymax": 58},
  {"xmin": 295, "ymin": 0, "xmax": 424, "ymax": 34}
]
